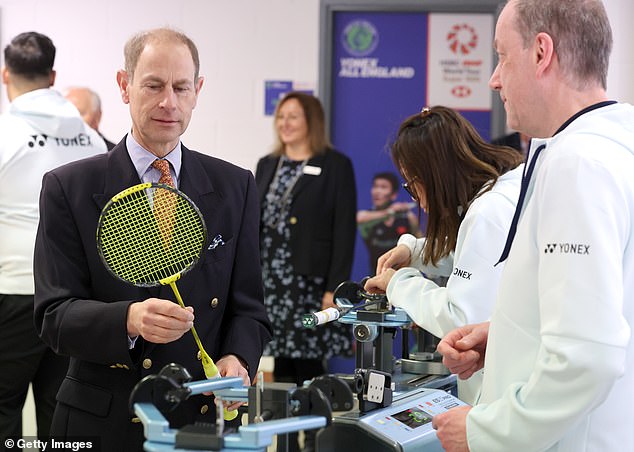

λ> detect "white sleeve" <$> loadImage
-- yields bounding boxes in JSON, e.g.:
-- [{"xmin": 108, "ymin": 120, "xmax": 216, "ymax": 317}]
[
  {"xmin": 398, "ymin": 233, "xmax": 454, "ymax": 277},
  {"xmin": 387, "ymin": 193, "xmax": 512, "ymax": 338}
]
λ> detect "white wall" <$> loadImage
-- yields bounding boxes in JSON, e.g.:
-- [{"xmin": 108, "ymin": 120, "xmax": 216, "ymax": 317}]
[{"xmin": 0, "ymin": 0, "xmax": 632, "ymax": 172}]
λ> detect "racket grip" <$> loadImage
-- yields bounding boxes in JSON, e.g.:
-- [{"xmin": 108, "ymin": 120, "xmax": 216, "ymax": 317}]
[
  {"xmin": 201, "ymin": 354, "xmax": 239, "ymax": 421},
  {"xmin": 223, "ymin": 407, "xmax": 239, "ymax": 421},
  {"xmin": 202, "ymin": 357, "xmax": 219, "ymax": 379}
]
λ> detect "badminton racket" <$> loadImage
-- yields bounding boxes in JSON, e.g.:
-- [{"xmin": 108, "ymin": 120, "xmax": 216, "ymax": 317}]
[{"xmin": 97, "ymin": 182, "xmax": 238, "ymax": 420}]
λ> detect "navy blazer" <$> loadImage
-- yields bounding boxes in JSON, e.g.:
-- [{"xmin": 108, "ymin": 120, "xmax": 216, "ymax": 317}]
[
  {"xmin": 34, "ymin": 141, "xmax": 272, "ymax": 450},
  {"xmin": 255, "ymin": 149, "xmax": 357, "ymax": 292}
]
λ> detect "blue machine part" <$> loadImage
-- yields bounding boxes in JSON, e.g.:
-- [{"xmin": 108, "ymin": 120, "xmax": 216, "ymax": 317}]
[
  {"xmin": 320, "ymin": 387, "xmax": 467, "ymax": 452},
  {"xmin": 338, "ymin": 307, "xmax": 412, "ymax": 327}
]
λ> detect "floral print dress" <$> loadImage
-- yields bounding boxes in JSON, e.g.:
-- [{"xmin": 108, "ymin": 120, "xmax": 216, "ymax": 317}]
[{"xmin": 261, "ymin": 156, "xmax": 351, "ymax": 359}]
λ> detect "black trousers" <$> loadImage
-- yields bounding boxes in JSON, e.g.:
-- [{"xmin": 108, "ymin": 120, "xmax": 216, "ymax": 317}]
[{"xmin": 0, "ymin": 294, "xmax": 68, "ymax": 441}]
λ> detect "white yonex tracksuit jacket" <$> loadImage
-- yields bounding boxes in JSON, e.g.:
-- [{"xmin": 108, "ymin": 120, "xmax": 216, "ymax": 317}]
[
  {"xmin": 468, "ymin": 103, "xmax": 634, "ymax": 451},
  {"xmin": 0, "ymin": 89, "xmax": 107, "ymax": 294}
]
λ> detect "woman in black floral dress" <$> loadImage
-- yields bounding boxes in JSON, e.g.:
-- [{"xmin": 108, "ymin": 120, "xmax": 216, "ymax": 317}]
[{"xmin": 255, "ymin": 92, "xmax": 356, "ymax": 387}]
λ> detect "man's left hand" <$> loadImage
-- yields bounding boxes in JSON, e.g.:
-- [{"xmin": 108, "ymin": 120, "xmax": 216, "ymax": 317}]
[
  {"xmin": 216, "ymin": 354, "xmax": 249, "ymax": 411},
  {"xmin": 432, "ymin": 405, "xmax": 471, "ymax": 452}
]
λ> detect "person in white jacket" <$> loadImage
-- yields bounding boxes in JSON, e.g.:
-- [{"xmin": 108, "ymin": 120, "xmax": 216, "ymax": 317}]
[
  {"xmin": 363, "ymin": 105, "xmax": 523, "ymax": 404},
  {"xmin": 0, "ymin": 32, "xmax": 106, "ymax": 441},
  {"xmin": 434, "ymin": 1, "xmax": 634, "ymax": 451}
]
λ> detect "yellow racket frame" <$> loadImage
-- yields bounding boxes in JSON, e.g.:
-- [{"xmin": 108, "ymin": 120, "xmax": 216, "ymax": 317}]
[{"xmin": 97, "ymin": 183, "xmax": 237, "ymax": 420}]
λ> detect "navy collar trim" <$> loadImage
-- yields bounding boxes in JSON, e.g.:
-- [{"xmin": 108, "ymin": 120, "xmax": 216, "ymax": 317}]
[{"xmin": 554, "ymin": 100, "xmax": 617, "ymax": 136}]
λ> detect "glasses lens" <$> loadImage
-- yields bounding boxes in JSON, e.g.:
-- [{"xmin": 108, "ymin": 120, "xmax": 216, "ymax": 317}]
[{"xmin": 402, "ymin": 181, "xmax": 417, "ymax": 201}]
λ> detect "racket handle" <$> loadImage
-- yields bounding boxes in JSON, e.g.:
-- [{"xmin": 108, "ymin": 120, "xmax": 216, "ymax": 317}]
[
  {"xmin": 202, "ymin": 355, "xmax": 219, "ymax": 379},
  {"xmin": 201, "ymin": 354, "xmax": 239, "ymax": 421},
  {"xmin": 223, "ymin": 407, "xmax": 239, "ymax": 421}
]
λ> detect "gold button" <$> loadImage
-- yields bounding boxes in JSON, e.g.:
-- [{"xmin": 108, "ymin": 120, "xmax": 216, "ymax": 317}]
[
  {"xmin": 289, "ymin": 216, "xmax": 298, "ymax": 225},
  {"xmin": 200, "ymin": 404, "xmax": 209, "ymax": 415},
  {"xmin": 142, "ymin": 358, "xmax": 152, "ymax": 370},
  {"xmin": 197, "ymin": 350, "xmax": 202, "ymax": 361},
  {"xmin": 131, "ymin": 417, "xmax": 141, "ymax": 423},
  {"xmin": 210, "ymin": 297, "xmax": 219, "ymax": 308}
]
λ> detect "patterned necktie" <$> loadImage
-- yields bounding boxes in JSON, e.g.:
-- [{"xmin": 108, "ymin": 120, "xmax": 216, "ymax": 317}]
[
  {"xmin": 151, "ymin": 159, "xmax": 176, "ymax": 248},
  {"xmin": 496, "ymin": 144, "xmax": 546, "ymax": 264},
  {"xmin": 152, "ymin": 159, "xmax": 175, "ymax": 187}
]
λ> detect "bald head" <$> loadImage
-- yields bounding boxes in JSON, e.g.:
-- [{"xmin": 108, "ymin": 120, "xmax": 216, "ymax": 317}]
[{"xmin": 65, "ymin": 86, "xmax": 102, "ymax": 130}]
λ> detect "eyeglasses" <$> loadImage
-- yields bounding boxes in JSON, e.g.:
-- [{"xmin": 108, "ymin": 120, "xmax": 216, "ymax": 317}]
[{"xmin": 402, "ymin": 177, "xmax": 418, "ymax": 202}]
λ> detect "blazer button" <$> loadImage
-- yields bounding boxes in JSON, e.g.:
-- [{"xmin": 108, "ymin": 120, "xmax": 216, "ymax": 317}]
[
  {"xmin": 142, "ymin": 358, "xmax": 152, "ymax": 370},
  {"xmin": 210, "ymin": 297, "xmax": 219, "ymax": 308},
  {"xmin": 197, "ymin": 350, "xmax": 202, "ymax": 361},
  {"xmin": 289, "ymin": 216, "xmax": 298, "ymax": 225},
  {"xmin": 200, "ymin": 404, "xmax": 209, "ymax": 415}
]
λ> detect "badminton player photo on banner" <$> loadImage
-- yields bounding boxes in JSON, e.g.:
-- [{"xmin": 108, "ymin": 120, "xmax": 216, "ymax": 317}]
[{"xmin": 32, "ymin": 28, "xmax": 272, "ymax": 451}]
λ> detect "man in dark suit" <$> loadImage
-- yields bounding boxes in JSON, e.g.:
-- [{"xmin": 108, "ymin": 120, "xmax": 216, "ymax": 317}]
[{"xmin": 33, "ymin": 28, "xmax": 272, "ymax": 451}]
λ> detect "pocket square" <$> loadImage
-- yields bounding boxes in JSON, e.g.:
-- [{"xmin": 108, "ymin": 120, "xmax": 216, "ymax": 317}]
[{"xmin": 208, "ymin": 234, "xmax": 225, "ymax": 250}]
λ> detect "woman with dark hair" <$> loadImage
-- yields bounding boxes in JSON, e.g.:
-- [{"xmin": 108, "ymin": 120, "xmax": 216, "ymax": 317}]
[
  {"xmin": 255, "ymin": 92, "xmax": 356, "ymax": 449},
  {"xmin": 364, "ymin": 105, "xmax": 523, "ymax": 404}
]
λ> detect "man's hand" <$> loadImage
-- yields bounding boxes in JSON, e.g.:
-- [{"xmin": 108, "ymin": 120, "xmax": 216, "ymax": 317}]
[
  {"xmin": 127, "ymin": 298, "xmax": 193, "ymax": 343},
  {"xmin": 432, "ymin": 405, "xmax": 471, "ymax": 452},
  {"xmin": 364, "ymin": 268, "xmax": 395, "ymax": 294},
  {"xmin": 321, "ymin": 291, "xmax": 336, "ymax": 310},
  {"xmin": 437, "ymin": 322, "xmax": 489, "ymax": 379},
  {"xmin": 376, "ymin": 244, "xmax": 411, "ymax": 275},
  {"xmin": 216, "ymin": 354, "xmax": 250, "ymax": 411}
]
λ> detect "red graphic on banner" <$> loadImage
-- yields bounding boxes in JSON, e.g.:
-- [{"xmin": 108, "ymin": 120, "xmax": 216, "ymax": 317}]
[
  {"xmin": 447, "ymin": 23, "xmax": 478, "ymax": 56},
  {"xmin": 451, "ymin": 85, "xmax": 472, "ymax": 98}
]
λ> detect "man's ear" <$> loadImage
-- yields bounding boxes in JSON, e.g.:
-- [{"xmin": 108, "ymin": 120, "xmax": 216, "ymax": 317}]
[
  {"xmin": 48, "ymin": 70, "xmax": 56, "ymax": 87},
  {"xmin": 534, "ymin": 32, "xmax": 555, "ymax": 78},
  {"xmin": 116, "ymin": 69, "xmax": 130, "ymax": 104},
  {"xmin": 1, "ymin": 67, "xmax": 9, "ymax": 86},
  {"xmin": 195, "ymin": 75, "xmax": 204, "ymax": 95}
]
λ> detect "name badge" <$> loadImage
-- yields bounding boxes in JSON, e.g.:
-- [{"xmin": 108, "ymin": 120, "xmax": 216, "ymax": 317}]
[{"xmin": 303, "ymin": 165, "xmax": 322, "ymax": 176}]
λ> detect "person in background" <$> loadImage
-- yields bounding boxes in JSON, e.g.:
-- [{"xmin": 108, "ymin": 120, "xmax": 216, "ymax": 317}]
[
  {"xmin": 357, "ymin": 171, "xmax": 420, "ymax": 275},
  {"xmin": 0, "ymin": 32, "xmax": 107, "ymax": 443},
  {"xmin": 33, "ymin": 28, "xmax": 271, "ymax": 451},
  {"xmin": 491, "ymin": 130, "xmax": 530, "ymax": 157},
  {"xmin": 255, "ymin": 91, "xmax": 356, "ymax": 452},
  {"xmin": 364, "ymin": 106, "xmax": 523, "ymax": 404},
  {"xmin": 65, "ymin": 86, "xmax": 116, "ymax": 150},
  {"xmin": 433, "ymin": 1, "xmax": 634, "ymax": 451}
]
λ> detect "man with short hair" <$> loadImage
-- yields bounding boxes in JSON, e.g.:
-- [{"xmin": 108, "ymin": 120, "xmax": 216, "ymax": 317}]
[
  {"xmin": 33, "ymin": 28, "xmax": 272, "ymax": 450},
  {"xmin": 65, "ymin": 86, "xmax": 116, "ymax": 150},
  {"xmin": 433, "ymin": 1, "xmax": 634, "ymax": 451},
  {"xmin": 0, "ymin": 31, "xmax": 107, "ymax": 442}
]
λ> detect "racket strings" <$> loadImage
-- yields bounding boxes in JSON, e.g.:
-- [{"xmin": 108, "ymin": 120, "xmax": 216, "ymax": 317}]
[{"xmin": 99, "ymin": 186, "xmax": 205, "ymax": 286}]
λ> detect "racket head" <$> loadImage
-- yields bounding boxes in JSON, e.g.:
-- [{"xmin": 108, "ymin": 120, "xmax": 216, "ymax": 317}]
[{"xmin": 96, "ymin": 182, "xmax": 208, "ymax": 287}]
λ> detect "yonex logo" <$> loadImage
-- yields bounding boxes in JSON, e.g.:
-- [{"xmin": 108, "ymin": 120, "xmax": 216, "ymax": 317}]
[
  {"xmin": 28, "ymin": 134, "xmax": 48, "ymax": 147},
  {"xmin": 452, "ymin": 267, "xmax": 472, "ymax": 280},
  {"xmin": 544, "ymin": 243, "xmax": 590, "ymax": 255}
]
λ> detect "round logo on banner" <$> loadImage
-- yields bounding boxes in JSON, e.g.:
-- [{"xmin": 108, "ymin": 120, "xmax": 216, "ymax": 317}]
[
  {"xmin": 447, "ymin": 23, "xmax": 478, "ymax": 55},
  {"xmin": 342, "ymin": 20, "xmax": 379, "ymax": 56}
]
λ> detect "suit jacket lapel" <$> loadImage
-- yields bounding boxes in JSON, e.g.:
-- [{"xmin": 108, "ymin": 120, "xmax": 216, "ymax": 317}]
[
  {"xmin": 257, "ymin": 156, "xmax": 279, "ymax": 203},
  {"xmin": 292, "ymin": 153, "xmax": 324, "ymax": 198}
]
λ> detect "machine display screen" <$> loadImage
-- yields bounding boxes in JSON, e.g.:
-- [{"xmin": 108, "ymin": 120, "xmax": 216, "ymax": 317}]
[{"xmin": 391, "ymin": 406, "xmax": 433, "ymax": 429}]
